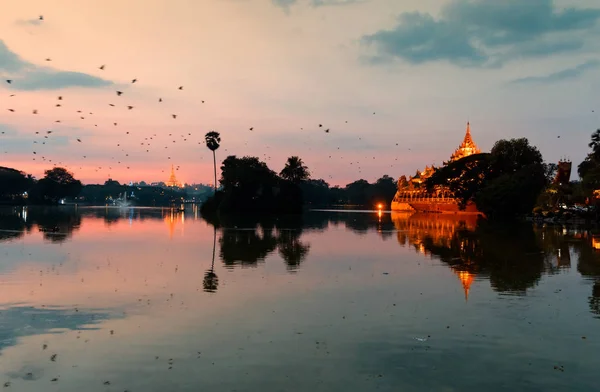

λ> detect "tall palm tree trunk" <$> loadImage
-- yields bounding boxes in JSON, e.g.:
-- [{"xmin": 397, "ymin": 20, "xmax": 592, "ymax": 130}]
[{"xmin": 213, "ymin": 150, "xmax": 217, "ymax": 192}]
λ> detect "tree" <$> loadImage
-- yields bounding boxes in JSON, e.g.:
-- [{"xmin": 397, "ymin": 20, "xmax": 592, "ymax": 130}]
[
  {"xmin": 205, "ymin": 131, "xmax": 221, "ymax": 192},
  {"xmin": 578, "ymin": 129, "xmax": 600, "ymax": 193},
  {"xmin": 345, "ymin": 179, "xmax": 370, "ymax": 205},
  {"xmin": 218, "ymin": 156, "xmax": 280, "ymax": 213},
  {"xmin": 0, "ymin": 167, "xmax": 34, "ymax": 201},
  {"xmin": 104, "ymin": 179, "xmax": 121, "ymax": 187},
  {"xmin": 30, "ymin": 167, "xmax": 82, "ymax": 204},
  {"xmin": 489, "ymin": 138, "xmax": 543, "ymax": 174},
  {"xmin": 588, "ymin": 129, "xmax": 600, "ymax": 159},
  {"xmin": 280, "ymin": 156, "xmax": 310, "ymax": 183},
  {"xmin": 427, "ymin": 153, "xmax": 491, "ymax": 209},
  {"xmin": 367, "ymin": 175, "xmax": 398, "ymax": 207}
]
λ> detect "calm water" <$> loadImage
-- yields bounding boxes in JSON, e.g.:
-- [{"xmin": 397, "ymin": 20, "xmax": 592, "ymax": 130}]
[{"xmin": 0, "ymin": 206, "xmax": 599, "ymax": 391}]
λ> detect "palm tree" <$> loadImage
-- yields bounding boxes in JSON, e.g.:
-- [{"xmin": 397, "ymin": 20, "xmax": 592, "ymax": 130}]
[
  {"xmin": 205, "ymin": 131, "xmax": 221, "ymax": 191},
  {"xmin": 589, "ymin": 129, "xmax": 600, "ymax": 159},
  {"xmin": 280, "ymin": 156, "xmax": 310, "ymax": 183}
]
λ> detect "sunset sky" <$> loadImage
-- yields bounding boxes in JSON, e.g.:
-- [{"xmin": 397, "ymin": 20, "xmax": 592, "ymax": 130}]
[{"xmin": 1, "ymin": 0, "xmax": 599, "ymax": 186}]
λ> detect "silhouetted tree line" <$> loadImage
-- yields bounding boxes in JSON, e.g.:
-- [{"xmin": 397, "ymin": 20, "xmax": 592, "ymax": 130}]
[
  {"xmin": 80, "ymin": 179, "xmax": 187, "ymax": 207},
  {"xmin": 0, "ymin": 167, "xmax": 82, "ymax": 205},
  {"xmin": 200, "ymin": 154, "xmax": 398, "ymax": 215},
  {"xmin": 0, "ymin": 166, "xmax": 187, "ymax": 207},
  {"xmin": 201, "ymin": 155, "xmax": 311, "ymax": 215},
  {"xmin": 301, "ymin": 175, "xmax": 397, "ymax": 207}
]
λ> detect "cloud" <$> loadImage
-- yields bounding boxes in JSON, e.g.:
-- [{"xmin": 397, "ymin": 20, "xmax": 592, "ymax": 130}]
[
  {"xmin": 8, "ymin": 70, "xmax": 112, "ymax": 91},
  {"xmin": 362, "ymin": 0, "xmax": 600, "ymax": 67},
  {"xmin": 0, "ymin": 40, "xmax": 28, "ymax": 72},
  {"xmin": 0, "ymin": 40, "xmax": 113, "ymax": 90},
  {"xmin": 15, "ymin": 18, "xmax": 43, "ymax": 26},
  {"xmin": 272, "ymin": 0, "xmax": 363, "ymax": 11},
  {"xmin": 510, "ymin": 59, "xmax": 600, "ymax": 84}
]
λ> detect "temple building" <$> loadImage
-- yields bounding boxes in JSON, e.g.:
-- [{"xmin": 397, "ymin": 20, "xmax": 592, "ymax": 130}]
[
  {"xmin": 391, "ymin": 122, "xmax": 482, "ymax": 214},
  {"xmin": 166, "ymin": 165, "xmax": 182, "ymax": 188}
]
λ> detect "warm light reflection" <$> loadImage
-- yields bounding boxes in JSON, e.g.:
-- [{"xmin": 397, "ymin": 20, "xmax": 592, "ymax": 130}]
[
  {"xmin": 456, "ymin": 270, "xmax": 474, "ymax": 302},
  {"xmin": 391, "ymin": 212, "xmax": 480, "ymax": 300},
  {"xmin": 592, "ymin": 236, "xmax": 600, "ymax": 250}
]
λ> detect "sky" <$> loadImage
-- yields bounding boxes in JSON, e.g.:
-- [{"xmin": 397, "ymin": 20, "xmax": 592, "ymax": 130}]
[{"xmin": 1, "ymin": 0, "xmax": 599, "ymax": 186}]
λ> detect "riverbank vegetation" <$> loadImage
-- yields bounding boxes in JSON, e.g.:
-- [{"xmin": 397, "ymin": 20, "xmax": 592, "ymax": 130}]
[{"xmin": 0, "ymin": 166, "xmax": 188, "ymax": 206}]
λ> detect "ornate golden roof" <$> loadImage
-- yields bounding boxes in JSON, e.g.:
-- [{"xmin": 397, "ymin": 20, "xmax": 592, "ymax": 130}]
[{"xmin": 449, "ymin": 122, "xmax": 481, "ymax": 162}]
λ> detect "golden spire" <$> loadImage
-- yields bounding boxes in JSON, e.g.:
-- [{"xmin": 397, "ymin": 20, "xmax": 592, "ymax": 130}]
[
  {"xmin": 166, "ymin": 164, "xmax": 180, "ymax": 187},
  {"xmin": 449, "ymin": 122, "xmax": 481, "ymax": 162}
]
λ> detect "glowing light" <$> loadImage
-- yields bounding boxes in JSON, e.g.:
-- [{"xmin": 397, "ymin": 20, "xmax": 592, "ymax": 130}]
[
  {"xmin": 377, "ymin": 203, "xmax": 383, "ymax": 209},
  {"xmin": 593, "ymin": 236, "xmax": 600, "ymax": 250}
]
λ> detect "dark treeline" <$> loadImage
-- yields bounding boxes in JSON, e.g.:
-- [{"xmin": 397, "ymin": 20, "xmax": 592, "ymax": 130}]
[
  {"xmin": 79, "ymin": 179, "xmax": 187, "ymax": 206},
  {"xmin": 1, "ymin": 167, "xmax": 188, "ymax": 207},
  {"xmin": 301, "ymin": 175, "xmax": 397, "ymax": 207},
  {"xmin": 0, "ymin": 167, "xmax": 82, "ymax": 206},
  {"xmin": 201, "ymin": 154, "xmax": 397, "ymax": 216}
]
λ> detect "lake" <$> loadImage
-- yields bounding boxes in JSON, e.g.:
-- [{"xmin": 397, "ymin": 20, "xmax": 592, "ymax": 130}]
[{"xmin": 0, "ymin": 206, "xmax": 599, "ymax": 391}]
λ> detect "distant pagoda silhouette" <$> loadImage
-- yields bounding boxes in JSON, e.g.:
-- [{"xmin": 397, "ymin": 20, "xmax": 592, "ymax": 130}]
[{"xmin": 166, "ymin": 165, "xmax": 181, "ymax": 187}]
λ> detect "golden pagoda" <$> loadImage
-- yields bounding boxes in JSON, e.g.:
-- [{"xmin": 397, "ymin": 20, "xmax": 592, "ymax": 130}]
[
  {"xmin": 166, "ymin": 165, "xmax": 181, "ymax": 187},
  {"xmin": 449, "ymin": 122, "xmax": 481, "ymax": 163}
]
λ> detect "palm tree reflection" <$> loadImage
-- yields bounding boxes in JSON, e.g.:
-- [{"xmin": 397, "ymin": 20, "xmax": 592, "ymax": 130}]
[
  {"xmin": 277, "ymin": 229, "xmax": 311, "ymax": 272},
  {"xmin": 203, "ymin": 226, "xmax": 219, "ymax": 293}
]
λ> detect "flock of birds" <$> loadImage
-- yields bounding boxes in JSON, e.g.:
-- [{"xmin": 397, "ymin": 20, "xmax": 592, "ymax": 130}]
[
  {"xmin": 6, "ymin": 15, "xmax": 595, "ymax": 183},
  {"xmin": 0, "ymin": 16, "xmax": 399, "ymax": 183}
]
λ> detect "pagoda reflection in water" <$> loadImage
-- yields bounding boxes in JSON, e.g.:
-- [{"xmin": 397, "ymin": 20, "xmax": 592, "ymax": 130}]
[{"xmin": 391, "ymin": 212, "xmax": 480, "ymax": 301}]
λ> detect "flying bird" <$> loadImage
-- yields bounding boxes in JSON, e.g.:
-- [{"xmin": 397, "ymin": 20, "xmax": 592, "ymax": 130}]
[
  {"xmin": 7, "ymin": 109, "xmax": 14, "ymax": 112},
  {"xmin": 172, "ymin": 114, "xmax": 177, "ymax": 119},
  {"xmin": 39, "ymin": 15, "xmax": 44, "ymax": 20},
  {"xmin": 99, "ymin": 65, "xmax": 105, "ymax": 70},
  {"xmin": 33, "ymin": 109, "xmax": 38, "ymax": 114},
  {"xmin": 178, "ymin": 86, "xmax": 183, "ymax": 90},
  {"xmin": 159, "ymin": 98, "xmax": 162, "ymax": 102},
  {"xmin": 45, "ymin": 58, "xmax": 52, "ymax": 61},
  {"xmin": 127, "ymin": 106, "xmax": 134, "ymax": 110},
  {"xmin": 132, "ymin": 78, "xmax": 137, "ymax": 83},
  {"xmin": 116, "ymin": 91, "xmax": 123, "ymax": 96},
  {"xmin": 6, "ymin": 80, "xmax": 11, "ymax": 84}
]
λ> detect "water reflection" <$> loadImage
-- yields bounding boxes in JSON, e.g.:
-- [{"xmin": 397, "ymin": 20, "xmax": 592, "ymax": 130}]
[
  {"xmin": 1, "ymin": 207, "xmax": 600, "ymax": 391},
  {"xmin": 203, "ymin": 227, "xmax": 219, "ymax": 293},
  {"xmin": 207, "ymin": 215, "xmax": 311, "ymax": 271}
]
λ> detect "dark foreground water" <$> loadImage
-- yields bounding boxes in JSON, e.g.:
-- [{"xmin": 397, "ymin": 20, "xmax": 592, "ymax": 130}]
[{"xmin": 0, "ymin": 206, "xmax": 599, "ymax": 391}]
